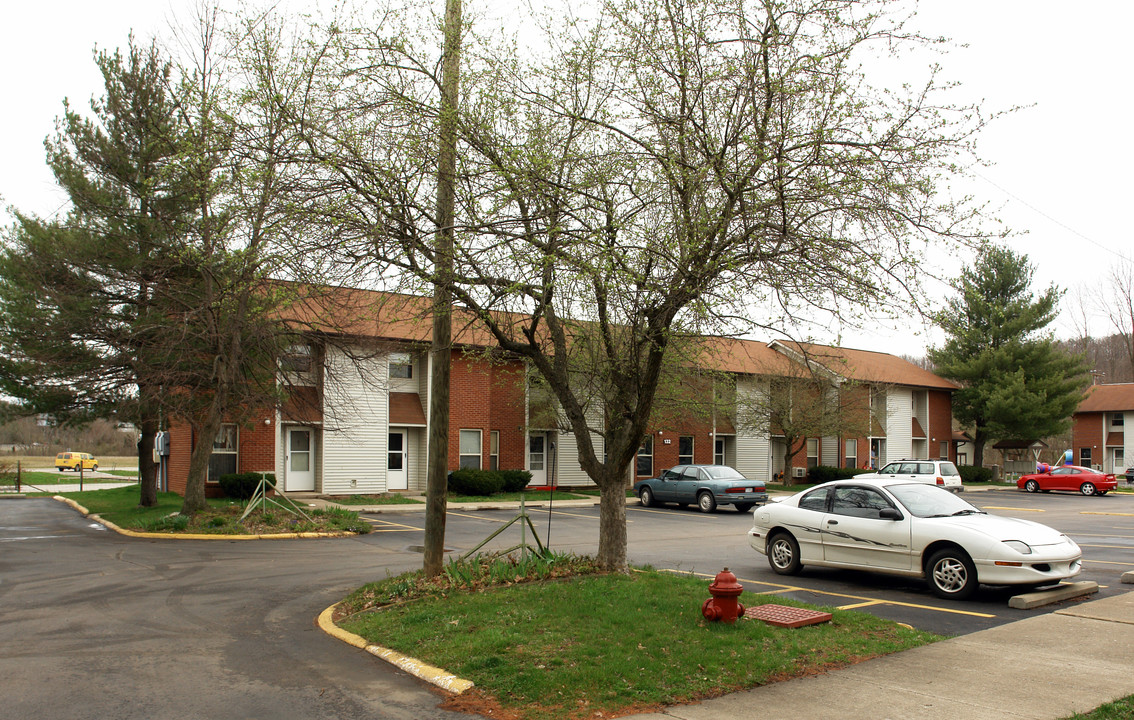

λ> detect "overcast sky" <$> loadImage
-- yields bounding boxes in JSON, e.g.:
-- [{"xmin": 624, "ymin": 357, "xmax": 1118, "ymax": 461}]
[{"xmin": 2, "ymin": 1, "xmax": 1131, "ymax": 358}]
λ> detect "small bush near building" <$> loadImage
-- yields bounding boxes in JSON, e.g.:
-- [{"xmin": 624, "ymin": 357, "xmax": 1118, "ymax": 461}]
[
  {"xmin": 958, "ymin": 465, "xmax": 994, "ymax": 483},
  {"xmin": 219, "ymin": 472, "xmax": 274, "ymax": 500},
  {"xmin": 499, "ymin": 469, "xmax": 533, "ymax": 492},
  {"xmin": 448, "ymin": 468, "xmax": 505, "ymax": 496}
]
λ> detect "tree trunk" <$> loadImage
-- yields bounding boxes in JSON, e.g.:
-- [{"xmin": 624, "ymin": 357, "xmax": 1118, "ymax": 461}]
[
  {"xmin": 595, "ymin": 470, "xmax": 629, "ymax": 571},
  {"xmin": 182, "ymin": 399, "xmax": 226, "ymax": 516},
  {"xmin": 423, "ymin": 0, "xmax": 462, "ymax": 578},
  {"xmin": 137, "ymin": 416, "xmax": 159, "ymax": 507}
]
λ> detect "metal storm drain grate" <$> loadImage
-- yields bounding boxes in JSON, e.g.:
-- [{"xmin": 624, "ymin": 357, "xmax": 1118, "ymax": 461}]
[{"xmin": 744, "ymin": 604, "xmax": 832, "ymax": 628}]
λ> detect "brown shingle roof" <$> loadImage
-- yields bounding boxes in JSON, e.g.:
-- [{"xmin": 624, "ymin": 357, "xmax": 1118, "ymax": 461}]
[
  {"xmin": 277, "ymin": 285, "xmax": 955, "ymax": 390},
  {"xmin": 1079, "ymin": 383, "xmax": 1134, "ymax": 413},
  {"xmin": 389, "ymin": 392, "xmax": 427, "ymax": 426},
  {"xmin": 774, "ymin": 341, "xmax": 958, "ymax": 390}
]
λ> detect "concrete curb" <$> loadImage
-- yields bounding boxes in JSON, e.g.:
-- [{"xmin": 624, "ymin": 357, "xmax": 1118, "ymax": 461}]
[
  {"xmin": 316, "ymin": 604, "xmax": 474, "ymax": 695},
  {"xmin": 1008, "ymin": 581, "xmax": 1099, "ymax": 609},
  {"xmin": 52, "ymin": 495, "xmax": 358, "ymax": 540}
]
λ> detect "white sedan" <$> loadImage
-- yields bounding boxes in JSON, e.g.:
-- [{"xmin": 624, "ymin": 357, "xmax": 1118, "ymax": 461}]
[{"xmin": 748, "ymin": 478, "xmax": 1082, "ymax": 600}]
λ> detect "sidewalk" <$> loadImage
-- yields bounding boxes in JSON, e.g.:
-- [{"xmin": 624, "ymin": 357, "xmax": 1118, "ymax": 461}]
[{"xmin": 627, "ymin": 590, "xmax": 1134, "ymax": 720}]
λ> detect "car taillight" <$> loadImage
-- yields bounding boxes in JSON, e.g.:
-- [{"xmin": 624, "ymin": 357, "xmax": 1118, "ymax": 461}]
[
  {"xmin": 726, "ymin": 487, "xmax": 755, "ymax": 493},
  {"xmin": 935, "ymin": 477, "xmax": 944, "ymax": 485}
]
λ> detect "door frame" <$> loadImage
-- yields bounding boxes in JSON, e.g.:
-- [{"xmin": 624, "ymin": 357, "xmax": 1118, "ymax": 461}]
[
  {"xmin": 284, "ymin": 426, "xmax": 316, "ymax": 492},
  {"xmin": 387, "ymin": 429, "xmax": 408, "ymax": 491}
]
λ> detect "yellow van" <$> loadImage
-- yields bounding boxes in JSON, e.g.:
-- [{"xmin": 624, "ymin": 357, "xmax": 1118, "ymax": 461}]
[{"xmin": 55, "ymin": 452, "xmax": 99, "ymax": 472}]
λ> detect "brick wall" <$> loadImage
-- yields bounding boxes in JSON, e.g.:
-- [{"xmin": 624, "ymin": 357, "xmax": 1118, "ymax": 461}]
[
  {"xmin": 448, "ymin": 350, "xmax": 527, "ymax": 471},
  {"xmin": 1073, "ymin": 412, "xmax": 1105, "ymax": 467},
  {"xmin": 928, "ymin": 390, "xmax": 955, "ymax": 460}
]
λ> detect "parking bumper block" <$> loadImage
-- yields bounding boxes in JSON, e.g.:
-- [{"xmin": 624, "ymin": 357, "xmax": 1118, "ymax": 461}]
[{"xmin": 1008, "ymin": 581, "xmax": 1099, "ymax": 609}]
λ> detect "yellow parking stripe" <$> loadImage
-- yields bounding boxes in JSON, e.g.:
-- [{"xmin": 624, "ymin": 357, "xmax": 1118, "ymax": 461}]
[
  {"xmin": 548, "ymin": 510, "xmax": 624, "ymax": 521},
  {"xmin": 1081, "ymin": 512, "xmax": 1134, "ymax": 517},
  {"xmin": 980, "ymin": 506, "xmax": 1045, "ymax": 513},
  {"xmin": 1082, "ymin": 559, "xmax": 1134, "ymax": 567},
  {"xmin": 663, "ymin": 569, "xmax": 996, "ymax": 618},
  {"xmin": 446, "ymin": 511, "xmax": 508, "ymax": 523},
  {"xmin": 630, "ymin": 507, "xmax": 715, "ymax": 517},
  {"xmin": 838, "ymin": 600, "xmax": 886, "ymax": 610},
  {"xmin": 362, "ymin": 518, "xmax": 423, "ymax": 532},
  {"xmin": 1077, "ymin": 543, "xmax": 1134, "ymax": 549}
]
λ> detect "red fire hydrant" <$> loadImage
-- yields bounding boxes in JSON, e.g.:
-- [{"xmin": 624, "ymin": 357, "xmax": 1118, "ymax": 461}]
[{"xmin": 702, "ymin": 567, "xmax": 745, "ymax": 623}]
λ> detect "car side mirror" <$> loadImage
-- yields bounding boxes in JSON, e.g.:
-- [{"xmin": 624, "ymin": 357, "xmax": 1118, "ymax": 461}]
[{"xmin": 879, "ymin": 507, "xmax": 903, "ymax": 521}]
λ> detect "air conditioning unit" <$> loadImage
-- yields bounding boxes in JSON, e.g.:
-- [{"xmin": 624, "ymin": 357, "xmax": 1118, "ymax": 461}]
[{"xmin": 792, "ymin": 467, "xmax": 806, "ymax": 478}]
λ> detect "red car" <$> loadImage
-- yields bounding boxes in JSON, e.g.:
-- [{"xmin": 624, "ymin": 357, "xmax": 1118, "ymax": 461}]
[{"xmin": 1017, "ymin": 465, "xmax": 1118, "ymax": 496}]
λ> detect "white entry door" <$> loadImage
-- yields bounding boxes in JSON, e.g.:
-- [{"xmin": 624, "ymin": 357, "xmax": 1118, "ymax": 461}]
[
  {"xmin": 388, "ymin": 431, "xmax": 408, "ymax": 490},
  {"xmin": 285, "ymin": 428, "xmax": 315, "ymax": 492},
  {"xmin": 529, "ymin": 433, "xmax": 547, "ymax": 485}
]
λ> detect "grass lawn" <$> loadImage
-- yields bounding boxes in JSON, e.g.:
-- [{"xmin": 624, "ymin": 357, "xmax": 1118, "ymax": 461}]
[
  {"xmin": 337, "ymin": 554, "xmax": 939, "ymax": 720},
  {"xmin": 1064, "ymin": 696, "xmax": 1134, "ymax": 719},
  {"xmin": 1, "ymin": 470, "xmax": 137, "ymax": 487},
  {"xmin": 40, "ymin": 486, "xmax": 370, "ymax": 535}
]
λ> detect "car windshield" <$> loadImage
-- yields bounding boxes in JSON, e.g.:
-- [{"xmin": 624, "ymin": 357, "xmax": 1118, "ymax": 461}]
[
  {"xmin": 702, "ymin": 466, "xmax": 745, "ymax": 481},
  {"xmin": 887, "ymin": 483, "xmax": 984, "ymax": 518}
]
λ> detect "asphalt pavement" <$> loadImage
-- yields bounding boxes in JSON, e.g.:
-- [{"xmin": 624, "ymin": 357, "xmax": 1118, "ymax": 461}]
[{"xmin": 11, "ymin": 484, "xmax": 1134, "ymax": 719}]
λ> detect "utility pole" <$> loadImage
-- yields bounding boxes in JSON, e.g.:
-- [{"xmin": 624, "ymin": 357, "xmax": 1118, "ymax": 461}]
[{"xmin": 424, "ymin": 0, "xmax": 462, "ymax": 577}]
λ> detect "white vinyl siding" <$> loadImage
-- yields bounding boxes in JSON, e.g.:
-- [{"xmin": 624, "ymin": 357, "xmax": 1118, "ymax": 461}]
[
  {"xmin": 321, "ymin": 346, "xmax": 388, "ymax": 494},
  {"xmin": 884, "ymin": 390, "xmax": 914, "ymax": 465}
]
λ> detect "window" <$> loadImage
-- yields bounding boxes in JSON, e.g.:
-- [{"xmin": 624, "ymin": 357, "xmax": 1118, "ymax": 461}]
[
  {"xmin": 844, "ymin": 438, "xmax": 857, "ymax": 469},
  {"xmin": 678, "ymin": 436, "xmax": 694, "ymax": 465},
  {"xmin": 1080, "ymin": 447, "xmax": 1092, "ymax": 467},
  {"xmin": 831, "ymin": 486, "xmax": 893, "ymax": 519},
  {"xmin": 489, "ymin": 431, "xmax": 500, "ymax": 471},
  {"xmin": 208, "ymin": 424, "xmax": 238, "ymax": 483},
  {"xmin": 279, "ymin": 344, "xmax": 313, "ymax": 373},
  {"xmin": 1113, "ymin": 414, "xmax": 1125, "ymax": 428},
  {"xmin": 389, "ymin": 353, "xmax": 413, "ymax": 379},
  {"xmin": 637, "ymin": 436, "xmax": 653, "ymax": 477},
  {"xmin": 798, "ymin": 487, "xmax": 829, "ymax": 512},
  {"xmin": 459, "ymin": 430, "xmax": 482, "ymax": 469},
  {"xmin": 714, "ymin": 438, "xmax": 725, "ymax": 466},
  {"xmin": 939, "ymin": 441, "xmax": 949, "ymax": 459},
  {"xmin": 806, "ymin": 438, "xmax": 819, "ymax": 468}
]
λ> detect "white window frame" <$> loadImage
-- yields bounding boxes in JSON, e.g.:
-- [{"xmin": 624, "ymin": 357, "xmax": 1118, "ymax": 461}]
[
  {"xmin": 844, "ymin": 438, "xmax": 857, "ymax": 469},
  {"xmin": 637, "ymin": 436, "xmax": 654, "ymax": 477},
  {"xmin": 389, "ymin": 353, "xmax": 413, "ymax": 380},
  {"xmin": 806, "ymin": 438, "xmax": 819, "ymax": 468},
  {"xmin": 678, "ymin": 435, "xmax": 694, "ymax": 465},
  {"xmin": 459, "ymin": 429, "xmax": 482, "ymax": 469},
  {"xmin": 489, "ymin": 430, "xmax": 500, "ymax": 471},
  {"xmin": 208, "ymin": 423, "xmax": 238, "ymax": 483}
]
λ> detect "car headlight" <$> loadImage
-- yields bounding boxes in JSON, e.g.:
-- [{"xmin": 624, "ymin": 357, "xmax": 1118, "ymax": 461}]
[{"xmin": 1002, "ymin": 540, "xmax": 1033, "ymax": 555}]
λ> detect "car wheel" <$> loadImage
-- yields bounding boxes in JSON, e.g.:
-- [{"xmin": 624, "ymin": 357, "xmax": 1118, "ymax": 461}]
[
  {"xmin": 1080, "ymin": 482, "xmax": 1097, "ymax": 496},
  {"xmin": 1099, "ymin": 491, "xmax": 1108, "ymax": 496},
  {"xmin": 734, "ymin": 503, "xmax": 754, "ymax": 513},
  {"xmin": 767, "ymin": 532, "xmax": 802, "ymax": 575},
  {"xmin": 926, "ymin": 548, "xmax": 978, "ymax": 600},
  {"xmin": 639, "ymin": 487, "xmax": 654, "ymax": 508},
  {"xmin": 57, "ymin": 467, "xmax": 64, "ymax": 472},
  {"xmin": 92, "ymin": 464, "xmax": 98, "ymax": 471},
  {"xmin": 697, "ymin": 491, "xmax": 717, "ymax": 513},
  {"xmin": 1024, "ymin": 480, "xmax": 1039, "ymax": 493}
]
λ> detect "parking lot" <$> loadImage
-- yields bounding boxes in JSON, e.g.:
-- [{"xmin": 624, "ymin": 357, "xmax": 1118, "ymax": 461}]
[
  {"xmin": 3, "ymin": 486, "xmax": 1133, "ymax": 720},
  {"xmin": 360, "ymin": 487, "xmax": 1134, "ymax": 636}
]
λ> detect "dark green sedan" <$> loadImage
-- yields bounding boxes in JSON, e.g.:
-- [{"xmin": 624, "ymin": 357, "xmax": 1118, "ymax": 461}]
[{"xmin": 634, "ymin": 464, "xmax": 768, "ymax": 513}]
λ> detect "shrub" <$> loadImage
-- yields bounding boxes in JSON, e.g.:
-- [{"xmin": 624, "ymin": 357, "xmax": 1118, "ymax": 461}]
[
  {"xmin": 500, "ymin": 469, "xmax": 533, "ymax": 492},
  {"xmin": 958, "ymin": 465, "xmax": 994, "ymax": 484},
  {"xmin": 219, "ymin": 472, "xmax": 273, "ymax": 500},
  {"xmin": 806, "ymin": 465, "xmax": 841, "ymax": 484},
  {"xmin": 448, "ymin": 468, "xmax": 505, "ymax": 496}
]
